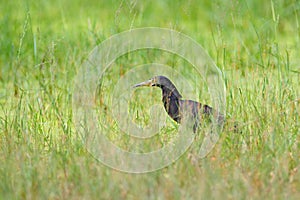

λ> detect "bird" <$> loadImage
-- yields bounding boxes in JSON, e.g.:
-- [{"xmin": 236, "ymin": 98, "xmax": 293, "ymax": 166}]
[{"xmin": 133, "ymin": 75, "xmax": 224, "ymax": 132}]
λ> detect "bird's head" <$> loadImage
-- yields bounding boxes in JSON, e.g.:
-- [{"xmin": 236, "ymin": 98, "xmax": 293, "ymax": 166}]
[{"xmin": 133, "ymin": 76, "xmax": 182, "ymax": 98}]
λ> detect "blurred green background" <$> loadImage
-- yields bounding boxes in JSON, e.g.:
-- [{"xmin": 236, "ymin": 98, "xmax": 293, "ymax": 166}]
[{"xmin": 0, "ymin": 0, "xmax": 299, "ymax": 199}]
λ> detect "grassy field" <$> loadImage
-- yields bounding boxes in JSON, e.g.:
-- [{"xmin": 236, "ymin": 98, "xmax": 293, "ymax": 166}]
[{"xmin": 1, "ymin": 0, "xmax": 300, "ymax": 199}]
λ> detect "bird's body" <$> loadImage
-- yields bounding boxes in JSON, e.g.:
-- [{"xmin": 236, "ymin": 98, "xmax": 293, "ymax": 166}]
[{"xmin": 134, "ymin": 76, "xmax": 221, "ymax": 132}]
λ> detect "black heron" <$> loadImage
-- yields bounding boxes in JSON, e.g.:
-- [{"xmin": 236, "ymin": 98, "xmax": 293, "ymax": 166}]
[{"xmin": 133, "ymin": 76, "xmax": 224, "ymax": 132}]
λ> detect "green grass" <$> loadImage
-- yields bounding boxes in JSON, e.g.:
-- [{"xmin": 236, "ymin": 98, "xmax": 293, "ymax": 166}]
[{"xmin": 1, "ymin": 0, "xmax": 300, "ymax": 199}]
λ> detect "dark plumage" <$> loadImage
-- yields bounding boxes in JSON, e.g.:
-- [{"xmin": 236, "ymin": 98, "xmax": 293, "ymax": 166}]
[{"xmin": 134, "ymin": 76, "xmax": 222, "ymax": 132}]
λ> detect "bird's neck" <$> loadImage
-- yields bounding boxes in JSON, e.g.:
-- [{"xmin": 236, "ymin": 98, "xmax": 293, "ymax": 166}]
[{"xmin": 161, "ymin": 87, "xmax": 181, "ymax": 123}]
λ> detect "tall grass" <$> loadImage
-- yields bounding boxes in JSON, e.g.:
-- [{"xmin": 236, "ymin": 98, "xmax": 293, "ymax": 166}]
[{"xmin": 0, "ymin": 0, "xmax": 299, "ymax": 199}]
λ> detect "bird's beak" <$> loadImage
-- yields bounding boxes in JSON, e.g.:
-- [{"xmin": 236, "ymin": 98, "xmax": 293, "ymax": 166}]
[{"xmin": 133, "ymin": 79, "xmax": 153, "ymax": 88}]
